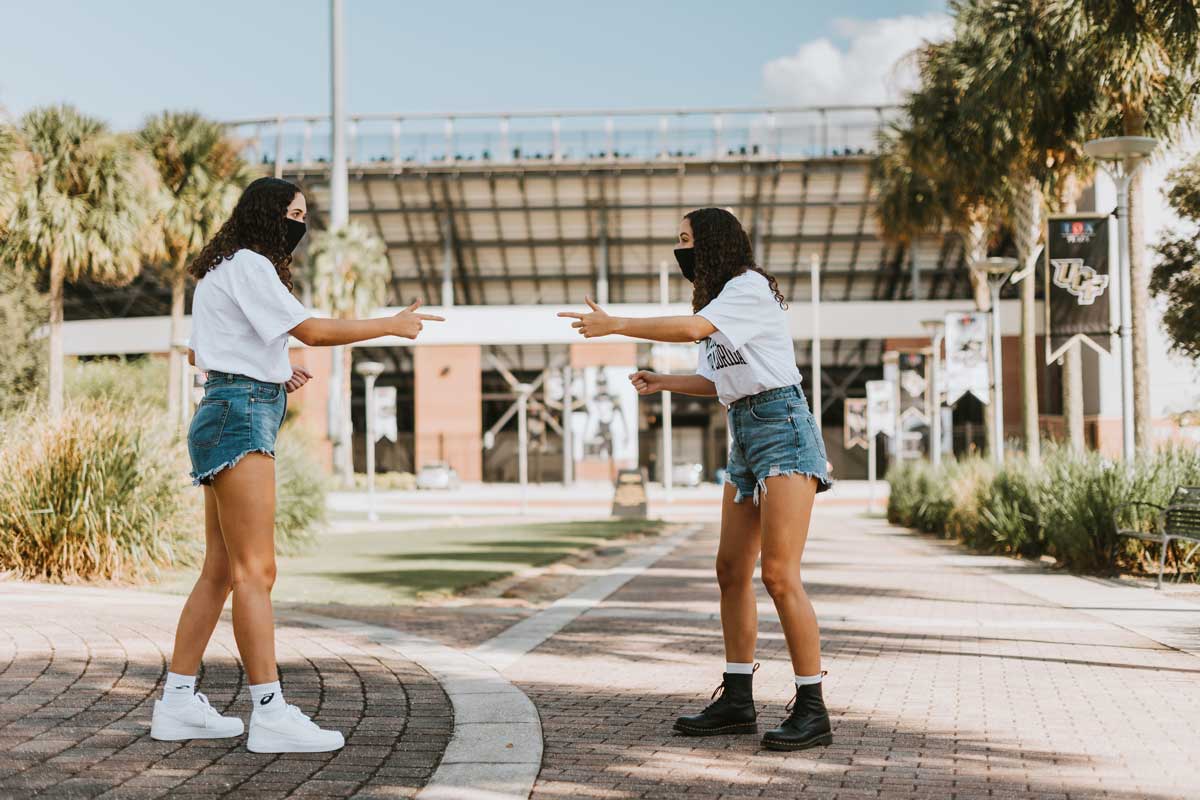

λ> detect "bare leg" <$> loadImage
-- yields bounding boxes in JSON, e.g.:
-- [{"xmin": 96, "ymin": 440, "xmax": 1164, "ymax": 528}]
[
  {"xmin": 168, "ymin": 486, "xmax": 233, "ymax": 675},
  {"xmin": 716, "ymin": 482, "xmax": 763, "ymax": 664},
  {"xmin": 210, "ymin": 453, "xmax": 279, "ymax": 685},
  {"xmin": 758, "ymin": 475, "xmax": 821, "ymax": 676}
]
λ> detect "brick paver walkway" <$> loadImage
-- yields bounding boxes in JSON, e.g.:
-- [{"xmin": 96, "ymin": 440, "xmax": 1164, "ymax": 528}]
[
  {"xmin": 0, "ymin": 584, "xmax": 451, "ymax": 799},
  {"xmin": 505, "ymin": 506, "xmax": 1200, "ymax": 800},
  {"xmin": 3, "ymin": 501, "xmax": 1199, "ymax": 799}
]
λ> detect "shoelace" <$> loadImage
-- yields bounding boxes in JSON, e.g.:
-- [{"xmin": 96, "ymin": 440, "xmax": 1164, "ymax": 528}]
[{"xmin": 282, "ymin": 704, "xmax": 319, "ymax": 731}]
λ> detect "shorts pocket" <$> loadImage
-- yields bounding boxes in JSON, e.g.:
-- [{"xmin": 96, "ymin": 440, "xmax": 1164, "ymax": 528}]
[
  {"xmin": 190, "ymin": 399, "xmax": 230, "ymax": 448},
  {"xmin": 749, "ymin": 398, "xmax": 793, "ymax": 423},
  {"xmin": 253, "ymin": 383, "xmax": 281, "ymax": 402}
]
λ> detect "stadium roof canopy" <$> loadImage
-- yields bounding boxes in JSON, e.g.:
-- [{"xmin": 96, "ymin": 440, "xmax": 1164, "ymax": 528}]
[{"xmin": 65, "ymin": 106, "xmax": 975, "ymax": 319}]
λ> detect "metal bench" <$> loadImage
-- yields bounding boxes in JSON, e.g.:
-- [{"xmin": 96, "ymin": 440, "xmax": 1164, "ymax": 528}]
[{"xmin": 1114, "ymin": 486, "xmax": 1200, "ymax": 589}]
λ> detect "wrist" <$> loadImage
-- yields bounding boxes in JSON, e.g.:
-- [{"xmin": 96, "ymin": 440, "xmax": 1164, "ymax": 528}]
[{"xmin": 611, "ymin": 316, "xmax": 628, "ymax": 335}]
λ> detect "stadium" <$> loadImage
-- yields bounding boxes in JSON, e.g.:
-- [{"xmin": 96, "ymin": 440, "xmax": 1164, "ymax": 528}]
[{"xmin": 58, "ymin": 103, "xmax": 1122, "ymax": 485}]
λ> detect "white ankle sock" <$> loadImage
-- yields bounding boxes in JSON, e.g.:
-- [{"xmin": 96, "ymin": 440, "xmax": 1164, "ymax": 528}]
[
  {"xmin": 725, "ymin": 662, "xmax": 755, "ymax": 675},
  {"xmin": 162, "ymin": 672, "xmax": 196, "ymax": 705},
  {"xmin": 250, "ymin": 680, "xmax": 284, "ymax": 715},
  {"xmin": 795, "ymin": 673, "xmax": 823, "ymax": 687}
]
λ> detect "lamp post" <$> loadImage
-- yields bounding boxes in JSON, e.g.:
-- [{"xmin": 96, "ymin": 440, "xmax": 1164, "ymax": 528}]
[
  {"xmin": 920, "ymin": 319, "xmax": 945, "ymax": 466},
  {"xmin": 972, "ymin": 257, "xmax": 1018, "ymax": 465},
  {"xmin": 355, "ymin": 361, "xmax": 385, "ymax": 522},
  {"xmin": 516, "ymin": 383, "xmax": 532, "ymax": 516},
  {"xmin": 1084, "ymin": 135, "xmax": 1157, "ymax": 462}
]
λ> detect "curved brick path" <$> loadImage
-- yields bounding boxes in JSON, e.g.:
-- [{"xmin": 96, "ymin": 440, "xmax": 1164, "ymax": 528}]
[{"xmin": 0, "ymin": 584, "xmax": 452, "ymax": 799}]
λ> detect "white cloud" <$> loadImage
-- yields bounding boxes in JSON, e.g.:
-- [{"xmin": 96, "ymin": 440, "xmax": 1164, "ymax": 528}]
[{"xmin": 763, "ymin": 14, "xmax": 952, "ymax": 106}]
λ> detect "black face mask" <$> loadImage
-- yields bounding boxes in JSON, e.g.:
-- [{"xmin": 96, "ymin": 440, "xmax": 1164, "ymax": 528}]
[
  {"xmin": 284, "ymin": 218, "xmax": 307, "ymax": 253},
  {"xmin": 674, "ymin": 247, "xmax": 696, "ymax": 283}
]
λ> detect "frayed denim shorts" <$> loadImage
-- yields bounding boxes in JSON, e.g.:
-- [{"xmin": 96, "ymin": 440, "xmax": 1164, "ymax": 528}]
[
  {"xmin": 188, "ymin": 371, "xmax": 286, "ymax": 486},
  {"xmin": 726, "ymin": 385, "xmax": 832, "ymax": 505}
]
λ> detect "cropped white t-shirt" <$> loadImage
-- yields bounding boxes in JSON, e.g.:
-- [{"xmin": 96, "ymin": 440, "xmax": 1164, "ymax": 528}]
[
  {"xmin": 695, "ymin": 270, "xmax": 801, "ymax": 406},
  {"xmin": 188, "ymin": 249, "xmax": 312, "ymax": 383}
]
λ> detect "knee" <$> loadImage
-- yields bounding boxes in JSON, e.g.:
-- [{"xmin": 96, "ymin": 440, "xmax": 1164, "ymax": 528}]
[
  {"xmin": 198, "ymin": 566, "xmax": 233, "ymax": 596},
  {"xmin": 715, "ymin": 556, "xmax": 753, "ymax": 592},
  {"xmin": 231, "ymin": 559, "xmax": 277, "ymax": 592},
  {"xmin": 760, "ymin": 561, "xmax": 800, "ymax": 599}
]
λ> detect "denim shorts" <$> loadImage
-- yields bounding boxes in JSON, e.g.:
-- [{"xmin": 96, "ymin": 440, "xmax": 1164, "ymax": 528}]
[
  {"xmin": 726, "ymin": 385, "xmax": 832, "ymax": 505},
  {"xmin": 188, "ymin": 371, "xmax": 287, "ymax": 486}
]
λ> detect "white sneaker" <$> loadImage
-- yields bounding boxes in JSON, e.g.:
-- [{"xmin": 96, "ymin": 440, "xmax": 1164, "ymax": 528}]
[
  {"xmin": 150, "ymin": 692, "xmax": 244, "ymax": 740},
  {"xmin": 247, "ymin": 704, "xmax": 345, "ymax": 753}
]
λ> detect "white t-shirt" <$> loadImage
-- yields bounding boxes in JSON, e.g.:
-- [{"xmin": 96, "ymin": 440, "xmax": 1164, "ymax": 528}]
[
  {"xmin": 695, "ymin": 270, "xmax": 801, "ymax": 406},
  {"xmin": 188, "ymin": 249, "xmax": 312, "ymax": 383}
]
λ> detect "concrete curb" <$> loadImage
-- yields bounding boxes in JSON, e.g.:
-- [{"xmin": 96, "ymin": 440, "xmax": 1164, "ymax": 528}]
[
  {"xmin": 469, "ymin": 524, "xmax": 702, "ymax": 672},
  {"xmin": 284, "ymin": 611, "xmax": 543, "ymax": 800}
]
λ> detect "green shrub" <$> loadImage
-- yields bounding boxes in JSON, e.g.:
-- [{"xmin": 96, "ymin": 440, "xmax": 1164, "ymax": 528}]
[
  {"xmin": 0, "ymin": 400, "xmax": 195, "ymax": 582},
  {"xmin": 65, "ymin": 356, "xmax": 168, "ymax": 410},
  {"xmin": 273, "ymin": 421, "xmax": 328, "ymax": 554},
  {"xmin": 0, "ymin": 267, "xmax": 46, "ymax": 414},
  {"xmin": 968, "ymin": 458, "xmax": 1047, "ymax": 557},
  {"xmin": 886, "ymin": 460, "xmax": 925, "ymax": 527}
]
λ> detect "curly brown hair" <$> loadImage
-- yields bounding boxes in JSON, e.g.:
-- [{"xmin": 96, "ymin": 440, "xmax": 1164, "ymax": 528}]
[
  {"xmin": 189, "ymin": 176, "xmax": 300, "ymax": 289},
  {"xmin": 684, "ymin": 207, "xmax": 786, "ymax": 313}
]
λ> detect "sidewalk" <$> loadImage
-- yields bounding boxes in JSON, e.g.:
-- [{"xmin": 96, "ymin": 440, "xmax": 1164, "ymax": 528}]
[
  {"xmin": 501, "ymin": 505, "xmax": 1200, "ymax": 800},
  {"xmin": 2, "ymin": 500, "xmax": 1197, "ymax": 799}
]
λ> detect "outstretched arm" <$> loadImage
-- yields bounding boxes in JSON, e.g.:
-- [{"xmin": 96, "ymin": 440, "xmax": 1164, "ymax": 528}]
[
  {"xmin": 291, "ymin": 301, "xmax": 445, "ymax": 347},
  {"xmin": 558, "ymin": 297, "xmax": 715, "ymax": 343},
  {"xmin": 629, "ymin": 371, "xmax": 717, "ymax": 397}
]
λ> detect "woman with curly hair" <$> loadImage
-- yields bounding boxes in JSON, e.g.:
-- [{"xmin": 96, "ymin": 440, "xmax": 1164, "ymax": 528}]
[
  {"xmin": 559, "ymin": 207, "xmax": 833, "ymax": 751},
  {"xmin": 151, "ymin": 177, "xmax": 443, "ymax": 753}
]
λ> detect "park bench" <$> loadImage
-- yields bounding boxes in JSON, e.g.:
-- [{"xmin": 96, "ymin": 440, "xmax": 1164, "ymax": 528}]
[{"xmin": 1114, "ymin": 486, "xmax": 1200, "ymax": 589}]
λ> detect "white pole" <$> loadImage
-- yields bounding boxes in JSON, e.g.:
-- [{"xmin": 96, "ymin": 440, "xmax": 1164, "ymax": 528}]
[
  {"xmin": 1114, "ymin": 174, "xmax": 1136, "ymax": 462},
  {"xmin": 329, "ymin": 0, "xmax": 348, "ymax": 228},
  {"xmin": 660, "ymin": 261, "xmax": 673, "ymax": 503},
  {"xmin": 867, "ymin": 433, "xmax": 877, "ymax": 514},
  {"xmin": 329, "ymin": 0, "xmax": 350, "ymax": 481},
  {"xmin": 518, "ymin": 386, "xmax": 529, "ymax": 515},
  {"xmin": 561, "ymin": 366, "xmax": 573, "ymax": 487},
  {"xmin": 364, "ymin": 374, "xmax": 377, "ymax": 522},
  {"xmin": 810, "ymin": 253, "xmax": 822, "ymax": 430},
  {"xmin": 990, "ymin": 285, "xmax": 1004, "ymax": 465},
  {"xmin": 929, "ymin": 332, "xmax": 943, "ymax": 466}
]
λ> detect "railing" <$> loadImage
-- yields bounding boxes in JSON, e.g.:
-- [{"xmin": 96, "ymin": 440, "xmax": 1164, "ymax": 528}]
[{"xmin": 225, "ymin": 105, "xmax": 899, "ymax": 171}]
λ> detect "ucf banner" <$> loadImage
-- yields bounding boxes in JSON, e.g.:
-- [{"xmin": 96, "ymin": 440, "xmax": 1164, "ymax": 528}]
[
  {"xmin": 1044, "ymin": 214, "xmax": 1113, "ymax": 363},
  {"xmin": 894, "ymin": 352, "xmax": 928, "ymax": 425},
  {"xmin": 844, "ymin": 398, "xmax": 868, "ymax": 450},
  {"xmin": 865, "ymin": 380, "xmax": 895, "ymax": 438},
  {"xmin": 944, "ymin": 312, "xmax": 990, "ymax": 404}
]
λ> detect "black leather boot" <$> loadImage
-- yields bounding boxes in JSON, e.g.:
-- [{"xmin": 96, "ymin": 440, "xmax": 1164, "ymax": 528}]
[
  {"xmin": 673, "ymin": 672, "xmax": 757, "ymax": 736},
  {"xmin": 761, "ymin": 681, "xmax": 833, "ymax": 751}
]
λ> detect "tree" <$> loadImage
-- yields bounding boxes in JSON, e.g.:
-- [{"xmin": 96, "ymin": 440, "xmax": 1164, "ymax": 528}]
[
  {"xmin": 138, "ymin": 112, "xmax": 250, "ymax": 426},
  {"xmin": 1056, "ymin": 0, "xmax": 1200, "ymax": 449},
  {"xmin": 1150, "ymin": 153, "xmax": 1200, "ymax": 360},
  {"xmin": 306, "ymin": 223, "xmax": 391, "ymax": 484},
  {"xmin": 951, "ymin": 0, "xmax": 1098, "ymax": 461},
  {"xmin": 0, "ymin": 106, "xmax": 158, "ymax": 416}
]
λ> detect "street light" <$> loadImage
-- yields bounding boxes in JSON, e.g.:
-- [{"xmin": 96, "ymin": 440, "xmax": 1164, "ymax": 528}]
[
  {"xmin": 972, "ymin": 257, "xmax": 1018, "ymax": 465},
  {"xmin": 920, "ymin": 318, "xmax": 945, "ymax": 466},
  {"xmin": 355, "ymin": 360, "xmax": 385, "ymax": 522},
  {"xmin": 1084, "ymin": 135, "xmax": 1158, "ymax": 462},
  {"xmin": 516, "ymin": 383, "xmax": 533, "ymax": 516}
]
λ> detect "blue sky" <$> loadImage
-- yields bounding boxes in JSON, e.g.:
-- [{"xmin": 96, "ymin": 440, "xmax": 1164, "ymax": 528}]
[{"xmin": 1, "ymin": 0, "xmax": 946, "ymax": 129}]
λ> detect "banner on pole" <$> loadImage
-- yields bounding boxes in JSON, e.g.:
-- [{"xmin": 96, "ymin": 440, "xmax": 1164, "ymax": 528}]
[
  {"xmin": 896, "ymin": 352, "xmax": 928, "ymax": 425},
  {"xmin": 373, "ymin": 386, "xmax": 398, "ymax": 443},
  {"xmin": 865, "ymin": 380, "xmax": 895, "ymax": 438},
  {"xmin": 1045, "ymin": 214, "xmax": 1113, "ymax": 363},
  {"xmin": 944, "ymin": 311, "xmax": 990, "ymax": 404},
  {"xmin": 844, "ymin": 398, "xmax": 868, "ymax": 450}
]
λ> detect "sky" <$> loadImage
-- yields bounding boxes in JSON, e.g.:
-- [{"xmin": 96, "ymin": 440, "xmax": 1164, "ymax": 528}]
[{"xmin": 0, "ymin": 0, "xmax": 947, "ymax": 129}]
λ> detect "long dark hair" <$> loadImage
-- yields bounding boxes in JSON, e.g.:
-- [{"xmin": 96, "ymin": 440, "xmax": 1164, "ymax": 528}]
[
  {"xmin": 189, "ymin": 177, "xmax": 300, "ymax": 289},
  {"xmin": 685, "ymin": 207, "xmax": 786, "ymax": 312}
]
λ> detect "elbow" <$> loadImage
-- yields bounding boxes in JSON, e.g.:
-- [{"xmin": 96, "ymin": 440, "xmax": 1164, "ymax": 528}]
[{"xmin": 686, "ymin": 318, "xmax": 711, "ymax": 342}]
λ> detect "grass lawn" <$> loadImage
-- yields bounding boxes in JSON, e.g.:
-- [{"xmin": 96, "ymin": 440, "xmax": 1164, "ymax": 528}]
[{"xmin": 153, "ymin": 518, "xmax": 664, "ymax": 605}]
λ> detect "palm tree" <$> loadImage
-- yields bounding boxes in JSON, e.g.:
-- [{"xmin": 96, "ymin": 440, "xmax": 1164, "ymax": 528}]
[
  {"xmin": 138, "ymin": 112, "xmax": 250, "ymax": 426},
  {"xmin": 306, "ymin": 223, "xmax": 391, "ymax": 485},
  {"xmin": 0, "ymin": 106, "xmax": 158, "ymax": 416},
  {"xmin": 950, "ymin": 0, "xmax": 1100, "ymax": 462},
  {"xmin": 1055, "ymin": 0, "xmax": 1200, "ymax": 450}
]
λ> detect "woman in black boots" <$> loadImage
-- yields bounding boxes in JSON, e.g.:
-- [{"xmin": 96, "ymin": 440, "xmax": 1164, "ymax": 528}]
[{"xmin": 559, "ymin": 207, "xmax": 833, "ymax": 751}]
